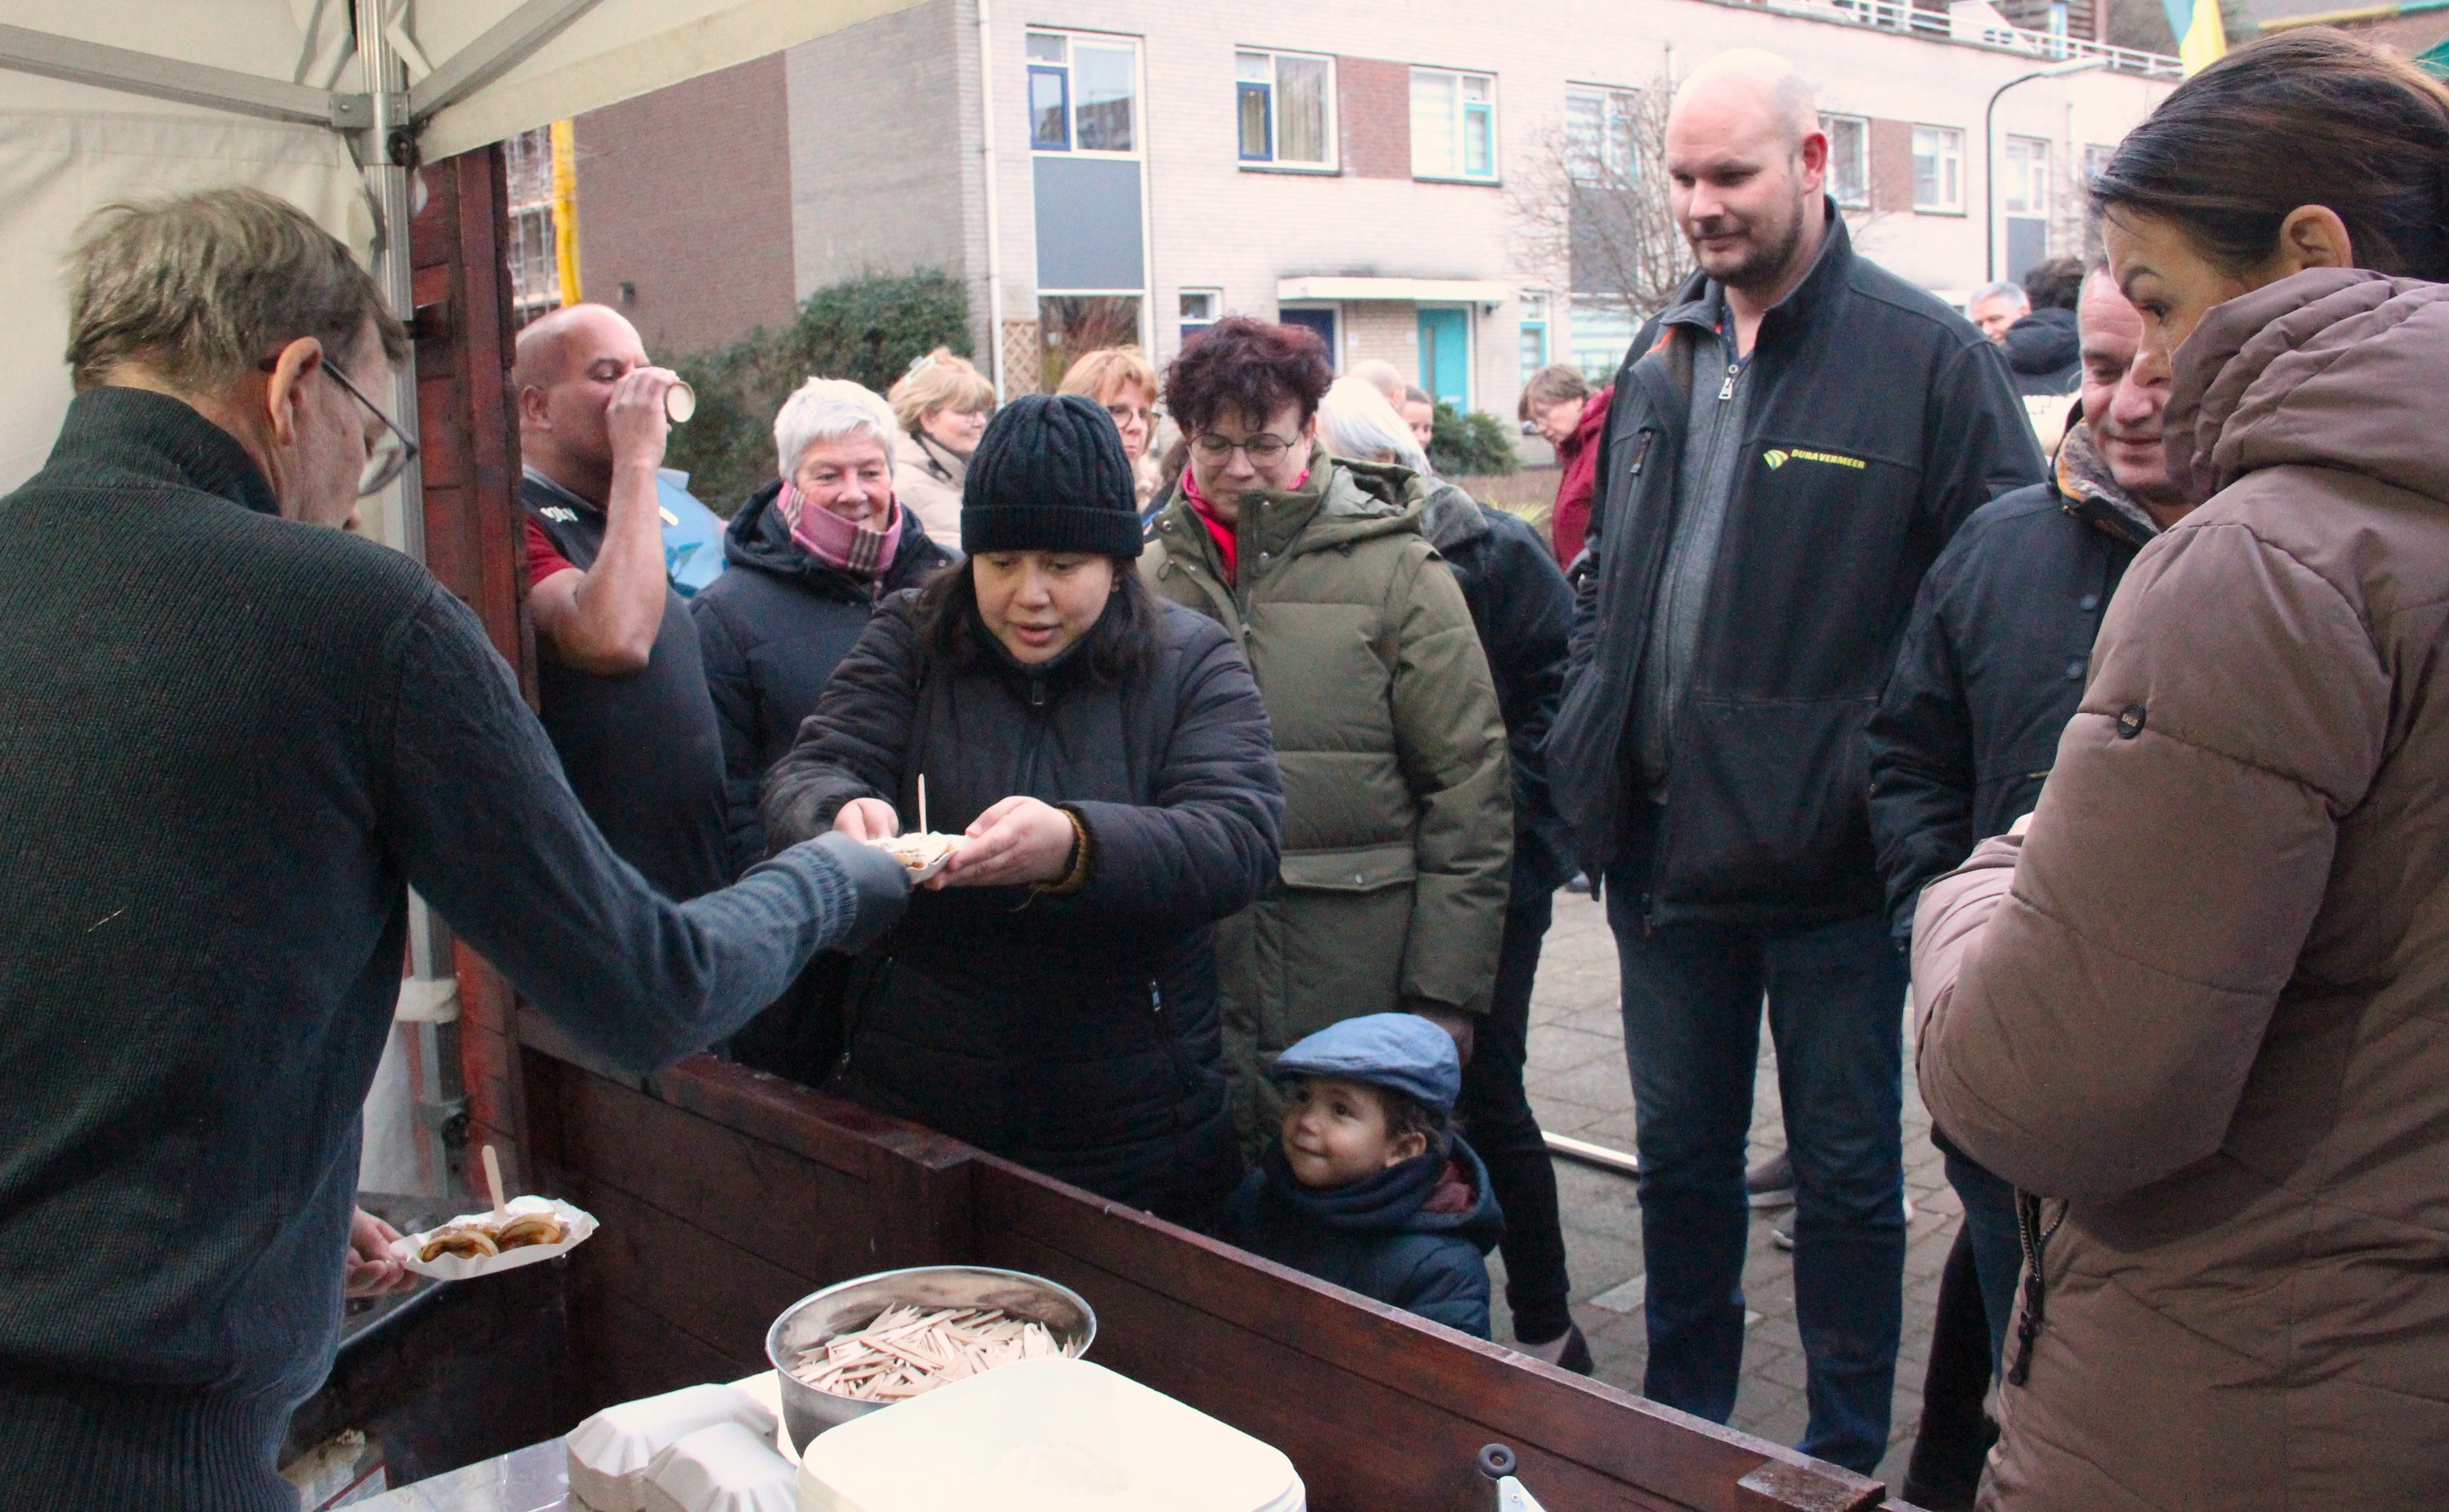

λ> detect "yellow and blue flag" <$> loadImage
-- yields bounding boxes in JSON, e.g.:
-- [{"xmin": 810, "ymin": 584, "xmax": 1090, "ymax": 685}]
[{"xmin": 2161, "ymin": 0, "xmax": 2229, "ymax": 74}]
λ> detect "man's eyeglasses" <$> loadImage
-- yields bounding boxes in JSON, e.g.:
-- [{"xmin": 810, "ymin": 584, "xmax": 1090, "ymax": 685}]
[
  {"xmin": 258, "ymin": 353, "xmax": 421, "ymax": 497},
  {"xmin": 1192, "ymin": 431, "xmax": 1299, "ymax": 464}
]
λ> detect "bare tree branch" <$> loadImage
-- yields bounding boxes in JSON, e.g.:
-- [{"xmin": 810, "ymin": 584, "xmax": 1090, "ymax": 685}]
[{"xmin": 1505, "ymin": 79, "xmax": 1690, "ymax": 335}]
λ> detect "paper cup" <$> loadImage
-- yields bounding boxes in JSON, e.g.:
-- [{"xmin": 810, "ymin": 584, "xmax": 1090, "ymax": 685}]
[
  {"xmin": 392, "ymin": 1195, "xmax": 598, "ymax": 1281},
  {"xmin": 665, "ymin": 381, "xmax": 697, "ymax": 424}
]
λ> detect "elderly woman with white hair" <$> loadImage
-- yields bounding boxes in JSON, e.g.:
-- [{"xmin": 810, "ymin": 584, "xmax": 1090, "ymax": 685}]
[
  {"xmin": 693, "ymin": 379, "xmax": 957, "ymax": 875},
  {"xmin": 692, "ymin": 379, "xmax": 955, "ymax": 1083},
  {"xmin": 1313, "ymin": 375, "xmax": 1590, "ymax": 1371}
]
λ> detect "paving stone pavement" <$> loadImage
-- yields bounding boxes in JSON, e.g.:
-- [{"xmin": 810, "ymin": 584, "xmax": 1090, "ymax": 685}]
[{"xmin": 1487, "ymin": 888, "xmax": 1958, "ymax": 1493}]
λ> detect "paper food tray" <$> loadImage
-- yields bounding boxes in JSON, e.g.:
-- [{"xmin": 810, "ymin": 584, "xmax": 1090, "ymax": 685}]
[
  {"xmin": 867, "ymin": 833, "xmax": 962, "ymax": 885},
  {"xmin": 390, "ymin": 1195, "xmax": 598, "ymax": 1281}
]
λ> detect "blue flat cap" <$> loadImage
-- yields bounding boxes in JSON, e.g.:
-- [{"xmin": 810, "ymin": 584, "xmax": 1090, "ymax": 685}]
[{"xmin": 1270, "ymin": 1013, "xmax": 1461, "ymax": 1115}]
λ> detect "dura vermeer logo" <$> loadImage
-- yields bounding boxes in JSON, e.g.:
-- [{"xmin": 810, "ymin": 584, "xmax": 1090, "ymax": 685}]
[{"xmin": 1763, "ymin": 447, "xmax": 1867, "ymax": 472}]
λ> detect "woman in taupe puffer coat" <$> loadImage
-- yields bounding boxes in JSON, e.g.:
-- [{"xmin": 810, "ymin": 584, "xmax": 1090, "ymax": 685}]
[{"xmin": 1913, "ymin": 34, "xmax": 2449, "ymax": 1510}]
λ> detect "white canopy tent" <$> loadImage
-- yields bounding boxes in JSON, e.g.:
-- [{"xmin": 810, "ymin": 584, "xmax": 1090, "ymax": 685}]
[
  {"xmin": 0, "ymin": 0, "xmax": 918, "ymax": 518},
  {"xmin": 0, "ymin": 0, "xmax": 918, "ymax": 1194}
]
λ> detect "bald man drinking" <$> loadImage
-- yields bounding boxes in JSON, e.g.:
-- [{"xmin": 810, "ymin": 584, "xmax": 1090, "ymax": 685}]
[
  {"xmin": 516, "ymin": 306, "xmax": 729, "ymax": 899},
  {"xmin": 1548, "ymin": 51, "xmax": 2039, "ymax": 1475}
]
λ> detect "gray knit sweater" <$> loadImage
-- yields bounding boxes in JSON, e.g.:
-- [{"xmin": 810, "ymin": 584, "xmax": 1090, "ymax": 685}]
[{"xmin": 0, "ymin": 388, "xmax": 866, "ymax": 1508}]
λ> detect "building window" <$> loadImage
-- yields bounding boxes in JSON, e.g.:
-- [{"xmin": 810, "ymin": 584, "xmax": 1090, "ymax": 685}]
[
  {"xmin": 1565, "ymin": 87, "xmax": 1637, "ymax": 185},
  {"xmin": 1519, "ymin": 292, "xmax": 1550, "ymax": 381},
  {"xmin": 1180, "ymin": 288, "xmax": 1221, "ymax": 344},
  {"xmin": 2082, "ymin": 142, "xmax": 2115, "ymax": 185},
  {"xmin": 1825, "ymin": 114, "xmax": 1869, "ymax": 208},
  {"xmin": 1027, "ymin": 31, "xmax": 1138, "ymax": 155},
  {"xmin": 2003, "ymin": 136, "xmax": 2049, "ymax": 218},
  {"xmin": 1570, "ymin": 296, "xmax": 1637, "ymax": 383},
  {"xmin": 1237, "ymin": 50, "xmax": 1336, "ymax": 169},
  {"xmin": 1912, "ymin": 124, "xmax": 1964, "ymax": 212},
  {"xmin": 503, "ymin": 126, "xmax": 562, "ymax": 327},
  {"xmin": 1411, "ymin": 68, "xmax": 1497, "ymax": 182}
]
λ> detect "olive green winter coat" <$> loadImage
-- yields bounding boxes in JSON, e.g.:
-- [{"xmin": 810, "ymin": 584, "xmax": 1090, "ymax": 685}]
[{"xmin": 1141, "ymin": 447, "xmax": 1511, "ymax": 1140}]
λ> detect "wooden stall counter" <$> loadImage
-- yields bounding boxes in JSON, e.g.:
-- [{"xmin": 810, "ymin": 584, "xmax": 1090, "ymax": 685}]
[{"xmin": 509, "ymin": 1038, "xmax": 1916, "ymax": 1512}]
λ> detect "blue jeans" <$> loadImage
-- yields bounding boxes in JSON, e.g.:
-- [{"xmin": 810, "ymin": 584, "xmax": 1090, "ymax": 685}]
[
  {"xmin": 1943, "ymin": 1146, "xmax": 2022, "ymax": 1376},
  {"xmin": 1605, "ymin": 884, "xmax": 1907, "ymax": 1477}
]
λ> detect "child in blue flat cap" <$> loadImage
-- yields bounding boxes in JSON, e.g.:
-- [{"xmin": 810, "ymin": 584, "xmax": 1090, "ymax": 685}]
[{"xmin": 1219, "ymin": 1013, "xmax": 1505, "ymax": 1338}]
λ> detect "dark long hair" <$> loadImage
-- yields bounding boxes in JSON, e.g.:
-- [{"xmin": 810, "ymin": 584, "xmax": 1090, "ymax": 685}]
[
  {"xmin": 912, "ymin": 554, "xmax": 1160, "ymax": 687},
  {"xmin": 2092, "ymin": 30, "xmax": 2449, "ymax": 280}
]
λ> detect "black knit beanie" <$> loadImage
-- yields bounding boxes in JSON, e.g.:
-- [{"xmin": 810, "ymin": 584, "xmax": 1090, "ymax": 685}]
[{"xmin": 961, "ymin": 392, "xmax": 1145, "ymax": 559}]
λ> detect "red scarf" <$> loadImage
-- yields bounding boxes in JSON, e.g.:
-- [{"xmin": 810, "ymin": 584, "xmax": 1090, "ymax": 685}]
[
  {"xmin": 1181, "ymin": 465, "xmax": 1310, "ymax": 586},
  {"xmin": 777, "ymin": 481, "xmax": 900, "ymax": 579}
]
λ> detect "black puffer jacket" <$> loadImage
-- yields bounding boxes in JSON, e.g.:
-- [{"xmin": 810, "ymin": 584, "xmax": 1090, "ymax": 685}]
[
  {"xmin": 691, "ymin": 481, "xmax": 955, "ymax": 873},
  {"xmin": 761, "ymin": 589, "xmax": 1283, "ymax": 1218},
  {"xmin": 2002, "ymin": 306, "xmax": 2081, "ymax": 398},
  {"xmin": 1865, "ymin": 422, "xmax": 2157, "ymax": 941},
  {"xmin": 1417, "ymin": 480, "xmax": 1576, "ymax": 900}
]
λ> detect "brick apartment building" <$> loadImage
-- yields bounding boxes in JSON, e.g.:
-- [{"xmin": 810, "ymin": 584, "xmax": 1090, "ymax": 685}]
[{"xmin": 553, "ymin": 0, "xmax": 2175, "ymax": 426}]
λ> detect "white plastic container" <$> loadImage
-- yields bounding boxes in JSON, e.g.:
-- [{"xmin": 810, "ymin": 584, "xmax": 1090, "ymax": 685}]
[
  {"xmin": 566, "ymin": 1383, "xmax": 779, "ymax": 1512},
  {"xmin": 795, "ymin": 1357, "xmax": 1303, "ymax": 1512},
  {"xmin": 639, "ymin": 1420, "xmax": 798, "ymax": 1512}
]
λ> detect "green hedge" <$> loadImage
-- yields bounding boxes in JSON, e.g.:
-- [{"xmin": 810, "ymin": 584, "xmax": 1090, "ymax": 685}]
[
  {"xmin": 1427, "ymin": 403, "xmax": 1519, "ymax": 478},
  {"xmin": 661, "ymin": 269, "xmax": 973, "ymax": 515}
]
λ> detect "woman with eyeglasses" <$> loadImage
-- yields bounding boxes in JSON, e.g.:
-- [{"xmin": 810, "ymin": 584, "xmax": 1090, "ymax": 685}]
[
  {"xmin": 1142, "ymin": 316, "xmax": 1513, "ymax": 1154},
  {"xmin": 1055, "ymin": 346, "xmax": 1165, "ymax": 519},
  {"xmin": 886, "ymin": 347, "xmax": 994, "ymax": 551}
]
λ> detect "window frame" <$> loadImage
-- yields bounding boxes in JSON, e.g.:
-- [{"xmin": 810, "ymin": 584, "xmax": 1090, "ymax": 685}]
[
  {"xmin": 1911, "ymin": 123, "xmax": 1965, "ymax": 215},
  {"xmin": 1564, "ymin": 86, "xmax": 1638, "ymax": 186},
  {"xmin": 1236, "ymin": 48, "xmax": 1338, "ymax": 173},
  {"xmin": 1823, "ymin": 113, "xmax": 1869, "ymax": 209},
  {"xmin": 1025, "ymin": 29, "xmax": 1144, "ymax": 160},
  {"xmin": 1409, "ymin": 65, "xmax": 1501, "ymax": 184},
  {"xmin": 2003, "ymin": 134, "xmax": 2050, "ymax": 218},
  {"xmin": 1518, "ymin": 291, "xmax": 1550, "ymax": 383}
]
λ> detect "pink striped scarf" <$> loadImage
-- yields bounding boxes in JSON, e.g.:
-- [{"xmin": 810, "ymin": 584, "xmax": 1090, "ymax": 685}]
[{"xmin": 778, "ymin": 481, "xmax": 901, "ymax": 579}]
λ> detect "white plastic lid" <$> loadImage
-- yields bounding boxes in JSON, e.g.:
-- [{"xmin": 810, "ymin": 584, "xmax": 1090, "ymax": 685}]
[{"xmin": 796, "ymin": 1357, "xmax": 1303, "ymax": 1512}]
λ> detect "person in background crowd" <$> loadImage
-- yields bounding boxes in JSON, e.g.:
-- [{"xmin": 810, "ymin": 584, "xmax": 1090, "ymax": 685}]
[
  {"xmin": 1350, "ymin": 358, "xmax": 1406, "ymax": 408},
  {"xmin": 1055, "ymin": 346, "xmax": 1163, "ymax": 516},
  {"xmin": 0, "ymin": 188, "xmax": 910, "ymax": 1510},
  {"xmin": 1315, "ymin": 377, "xmax": 1590, "ymax": 1372},
  {"xmin": 763, "ymin": 395, "xmax": 1283, "ymax": 1221},
  {"xmin": 1142, "ymin": 318, "xmax": 1512, "ymax": 1153},
  {"xmin": 885, "ymin": 347, "xmax": 992, "ymax": 550},
  {"xmin": 1966, "ymin": 279, "xmax": 2028, "ymax": 343},
  {"xmin": 1221, "ymin": 1014, "xmax": 1504, "ymax": 1340},
  {"xmin": 690, "ymin": 379, "xmax": 955, "ymax": 1081},
  {"xmin": 1916, "ymin": 32, "xmax": 2449, "ymax": 1509},
  {"xmin": 1999, "ymin": 256, "xmax": 2085, "ymax": 398},
  {"xmin": 1867, "ymin": 262, "xmax": 2189, "ymax": 1511},
  {"xmin": 1547, "ymin": 50, "xmax": 2040, "ymax": 1475},
  {"xmin": 1400, "ymin": 384, "xmax": 1437, "ymax": 451},
  {"xmin": 1520, "ymin": 363, "xmax": 1613, "ymax": 568},
  {"xmin": 516, "ymin": 304, "xmax": 730, "ymax": 902}
]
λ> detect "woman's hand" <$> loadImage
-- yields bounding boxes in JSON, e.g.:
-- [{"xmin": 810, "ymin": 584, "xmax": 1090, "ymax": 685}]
[
  {"xmin": 832, "ymin": 798, "xmax": 901, "ymax": 842},
  {"xmin": 936, "ymin": 796, "xmax": 1077, "ymax": 889}
]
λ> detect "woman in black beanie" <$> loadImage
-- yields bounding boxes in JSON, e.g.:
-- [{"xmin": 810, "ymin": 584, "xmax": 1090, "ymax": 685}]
[{"xmin": 761, "ymin": 393, "xmax": 1284, "ymax": 1219}]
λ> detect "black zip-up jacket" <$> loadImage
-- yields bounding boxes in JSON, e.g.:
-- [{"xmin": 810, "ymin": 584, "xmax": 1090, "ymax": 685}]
[
  {"xmin": 1549, "ymin": 210, "xmax": 2042, "ymax": 925},
  {"xmin": 692, "ymin": 478, "xmax": 956, "ymax": 873},
  {"xmin": 1864, "ymin": 423, "xmax": 2157, "ymax": 941},
  {"xmin": 760, "ymin": 592, "xmax": 1283, "ymax": 1219}
]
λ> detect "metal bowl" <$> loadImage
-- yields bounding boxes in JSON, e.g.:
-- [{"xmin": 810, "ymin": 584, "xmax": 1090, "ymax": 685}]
[{"xmin": 764, "ymin": 1264, "xmax": 1096, "ymax": 1451}]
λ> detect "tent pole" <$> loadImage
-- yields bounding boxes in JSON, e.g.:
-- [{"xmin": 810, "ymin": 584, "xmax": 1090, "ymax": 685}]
[{"xmin": 360, "ymin": 0, "xmax": 462, "ymax": 1200}]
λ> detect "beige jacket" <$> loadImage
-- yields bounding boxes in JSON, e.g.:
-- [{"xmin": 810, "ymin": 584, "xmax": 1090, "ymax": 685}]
[
  {"xmin": 892, "ymin": 429, "xmax": 966, "ymax": 551},
  {"xmin": 1914, "ymin": 270, "xmax": 2449, "ymax": 1509}
]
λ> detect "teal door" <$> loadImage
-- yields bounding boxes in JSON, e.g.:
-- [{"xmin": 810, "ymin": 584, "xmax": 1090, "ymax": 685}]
[{"xmin": 1418, "ymin": 308, "xmax": 1468, "ymax": 410}]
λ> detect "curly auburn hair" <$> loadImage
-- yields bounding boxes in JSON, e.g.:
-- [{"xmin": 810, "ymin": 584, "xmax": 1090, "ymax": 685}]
[{"xmin": 1161, "ymin": 316, "xmax": 1333, "ymax": 439}]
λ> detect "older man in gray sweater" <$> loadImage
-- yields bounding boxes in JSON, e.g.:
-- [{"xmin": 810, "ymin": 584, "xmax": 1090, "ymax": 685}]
[{"xmin": 0, "ymin": 189, "xmax": 910, "ymax": 1510}]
